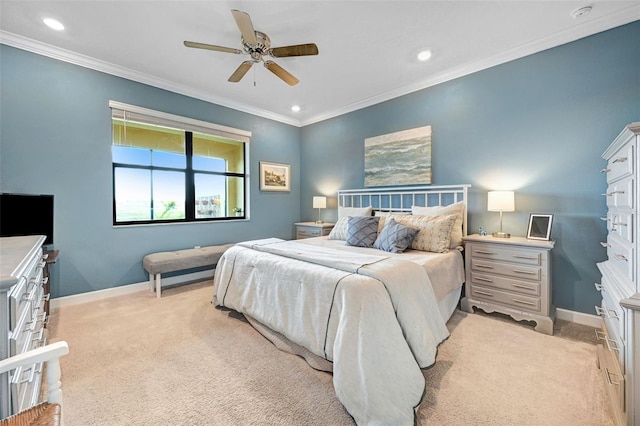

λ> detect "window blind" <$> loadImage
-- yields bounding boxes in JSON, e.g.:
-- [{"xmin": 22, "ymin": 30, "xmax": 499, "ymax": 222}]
[{"xmin": 109, "ymin": 100, "xmax": 251, "ymax": 143}]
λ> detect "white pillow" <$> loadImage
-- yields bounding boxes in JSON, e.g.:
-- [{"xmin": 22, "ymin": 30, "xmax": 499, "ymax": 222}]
[
  {"xmin": 388, "ymin": 213, "xmax": 457, "ymax": 253},
  {"xmin": 328, "ymin": 216, "xmax": 349, "ymax": 240},
  {"xmin": 373, "ymin": 211, "xmax": 410, "ymax": 234},
  {"xmin": 411, "ymin": 201, "xmax": 465, "ymax": 249},
  {"xmin": 338, "ymin": 206, "xmax": 372, "ymax": 218}
]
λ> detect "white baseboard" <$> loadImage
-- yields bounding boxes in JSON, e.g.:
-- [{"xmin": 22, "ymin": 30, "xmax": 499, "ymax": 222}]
[
  {"xmin": 50, "ymin": 269, "xmax": 214, "ymax": 309},
  {"xmin": 556, "ymin": 308, "xmax": 602, "ymax": 328},
  {"xmin": 51, "ymin": 275, "xmax": 604, "ymax": 329}
]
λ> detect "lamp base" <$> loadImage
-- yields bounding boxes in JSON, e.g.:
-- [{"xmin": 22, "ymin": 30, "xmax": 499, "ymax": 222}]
[
  {"xmin": 492, "ymin": 232, "xmax": 511, "ymax": 238},
  {"xmin": 315, "ymin": 220, "xmax": 324, "ymax": 224}
]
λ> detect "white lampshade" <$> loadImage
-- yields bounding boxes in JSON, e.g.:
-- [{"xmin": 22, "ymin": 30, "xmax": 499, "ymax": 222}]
[
  {"xmin": 313, "ymin": 196, "xmax": 327, "ymax": 209},
  {"xmin": 487, "ymin": 191, "xmax": 515, "ymax": 212}
]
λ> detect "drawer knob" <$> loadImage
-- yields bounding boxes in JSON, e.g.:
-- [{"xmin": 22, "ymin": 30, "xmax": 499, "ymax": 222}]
[
  {"xmin": 594, "ymin": 329, "xmax": 619, "ymax": 352},
  {"xmin": 511, "ymin": 283, "xmax": 535, "ymax": 290},
  {"xmin": 512, "ymin": 298, "xmax": 536, "ymax": 306},
  {"xmin": 600, "ymin": 168, "xmax": 611, "ymax": 173},
  {"xmin": 512, "ymin": 255, "xmax": 537, "ymax": 260},
  {"xmin": 474, "ymin": 289, "xmax": 493, "ymax": 297},
  {"xmin": 600, "ymin": 217, "xmax": 609, "ymax": 222},
  {"xmin": 475, "ymin": 250, "xmax": 494, "ymax": 255},
  {"xmin": 475, "ymin": 263, "xmax": 493, "ymax": 269},
  {"xmin": 611, "ymin": 222, "xmax": 627, "ymax": 226},
  {"xmin": 605, "ymin": 368, "xmax": 621, "ymax": 387},
  {"xmin": 594, "ymin": 282, "xmax": 604, "ymax": 291},
  {"xmin": 513, "ymin": 269, "xmax": 536, "ymax": 275},
  {"xmin": 612, "ymin": 157, "xmax": 628, "ymax": 163},
  {"xmin": 612, "ymin": 253, "xmax": 628, "ymax": 262},
  {"xmin": 599, "ymin": 242, "xmax": 610, "ymax": 248},
  {"xmin": 475, "ymin": 276, "xmax": 493, "ymax": 283}
]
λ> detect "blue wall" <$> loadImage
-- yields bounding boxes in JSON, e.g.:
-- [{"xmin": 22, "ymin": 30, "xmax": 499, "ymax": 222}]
[
  {"xmin": 2, "ymin": 21, "xmax": 639, "ymax": 314},
  {"xmin": 300, "ymin": 21, "xmax": 640, "ymax": 314},
  {"xmin": 0, "ymin": 45, "xmax": 301, "ymax": 297}
]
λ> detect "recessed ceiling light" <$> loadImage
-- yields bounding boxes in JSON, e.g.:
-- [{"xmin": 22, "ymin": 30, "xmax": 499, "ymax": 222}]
[
  {"xmin": 291, "ymin": 105, "xmax": 301, "ymax": 112},
  {"xmin": 571, "ymin": 6, "xmax": 593, "ymax": 19},
  {"xmin": 43, "ymin": 18, "xmax": 65, "ymax": 31},
  {"xmin": 417, "ymin": 50, "xmax": 432, "ymax": 62}
]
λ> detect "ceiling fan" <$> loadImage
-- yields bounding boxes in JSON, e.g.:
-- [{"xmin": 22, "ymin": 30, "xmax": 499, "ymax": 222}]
[{"xmin": 184, "ymin": 9, "xmax": 319, "ymax": 86}]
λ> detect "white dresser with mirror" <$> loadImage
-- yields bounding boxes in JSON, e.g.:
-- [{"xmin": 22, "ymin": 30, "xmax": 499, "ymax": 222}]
[{"xmin": 598, "ymin": 122, "xmax": 640, "ymax": 426}]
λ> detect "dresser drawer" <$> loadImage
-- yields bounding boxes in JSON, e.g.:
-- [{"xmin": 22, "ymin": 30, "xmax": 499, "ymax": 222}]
[
  {"xmin": 7, "ymin": 253, "xmax": 44, "ymax": 329},
  {"xmin": 598, "ymin": 277, "xmax": 625, "ymax": 344},
  {"xmin": 609, "ymin": 211, "xmax": 634, "ymax": 244},
  {"xmin": 470, "ymin": 285, "xmax": 541, "ymax": 313},
  {"xmin": 10, "ymin": 361, "xmax": 44, "ymax": 415},
  {"xmin": 596, "ymin": 343, "xmax": 625, "ymax": 419},
  {"xmin": 470, "ymin": 258, "xmax": 541, "ymax": 281},
  {"xmin": 605, "ymin": 175, "xmax": 634, "ymax": 209},
  {"xmin": 604, "ymin": 141, "xmax": 634, "ymax": 183},
  {"xmin": 469, "ymin": 244, "xmax": 542, "ymax": 266},
  {"xmin": 470, "ymin": 271, "xmax": 540, "ymax": 296},
  {"xmin": 596, "ymin": 320, "xmax": 626, "ymax": 376},
  {"xmin": 606, "ymin": 236, "xmax": 634, "ymax": 283},
  {"xmin": 297, "ymin": 228, "xmax": 322, "ymax": 239}
]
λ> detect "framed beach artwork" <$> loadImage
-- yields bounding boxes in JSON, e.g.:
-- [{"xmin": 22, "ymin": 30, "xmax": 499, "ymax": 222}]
[
  {"xmin": 260, "ymin": 161, "xmax": 290, "ymax": 192},
  {"xmin": 364, "ymin": 126, "xmax": 432, "ymax": 187}
]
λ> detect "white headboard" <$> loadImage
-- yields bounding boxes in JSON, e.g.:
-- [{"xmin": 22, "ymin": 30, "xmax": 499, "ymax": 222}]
[{"xmin": 337, "ymin": 184, "xmax": 471, "ymax": 236}]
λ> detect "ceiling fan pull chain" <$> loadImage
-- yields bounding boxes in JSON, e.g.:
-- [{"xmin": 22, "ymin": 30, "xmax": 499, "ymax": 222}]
[{"xmin": 253, "ymin": 65, "xmax": 256, "ymax": 87}]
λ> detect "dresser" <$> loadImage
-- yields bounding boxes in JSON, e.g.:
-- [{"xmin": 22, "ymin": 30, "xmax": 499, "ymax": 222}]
[
  {"xmin": 295, "ymin": 222, "xmax": 335, "ymax": 239},
  {"xmin": 461, "ymin": 234, "xmax": 555, "ymax": 335},
  {"xmin": 597, "ymin": 122, "xmax": 640, "ymax": 426},
  {"xmin": 0, "ymin": 235, "xmax": 48, "ymax": 419}
]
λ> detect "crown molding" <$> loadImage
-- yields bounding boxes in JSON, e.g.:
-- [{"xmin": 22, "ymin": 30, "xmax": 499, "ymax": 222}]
[
  {"xmin": 2, "ymin": 4, "xmax": 639, "ymax": 129},
  {"xmin": 300, "ymin": 5, "xmax": 640, "ymax": 126},
  {"xmin": 0, "ymin": 31, "xmax": 301, "ymax": 127}
]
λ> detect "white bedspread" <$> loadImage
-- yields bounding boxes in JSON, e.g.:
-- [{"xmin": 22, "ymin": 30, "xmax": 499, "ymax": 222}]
[{"xmin": 213, "ymin": 238, "xmax": 450, "ymax": 425}]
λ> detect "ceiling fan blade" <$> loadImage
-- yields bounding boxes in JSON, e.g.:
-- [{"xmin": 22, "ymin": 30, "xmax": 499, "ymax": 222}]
[
  {"xmin": 264, "ymin": 60, "xmax": 299, "ymax": 86},
  {"xmin": 228, "ymin": 61, "xmax": 254, "ymax": 83},
  {"xmin": 270, "ymin": 43, "xmax": 319, "ymax": 58},
  {"xmin": 231, "ymin": 9, "xmax": 257, "ymax": 46},
  {"xmin": 184, "ymin": 41, "xmax": 242, "ymax": 54}
]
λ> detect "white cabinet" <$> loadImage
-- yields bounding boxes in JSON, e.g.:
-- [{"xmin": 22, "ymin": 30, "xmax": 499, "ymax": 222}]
[
  {"xmin": 598, "ymin": 122, "xmax": 640, "ymax": 426},
  {"xmin": 461, "ymin": 234, "xmax": 555, "ymax": 335},
  {"xmin": 0, "ymin": 235, "xmax": 48, "ymax": 419}
]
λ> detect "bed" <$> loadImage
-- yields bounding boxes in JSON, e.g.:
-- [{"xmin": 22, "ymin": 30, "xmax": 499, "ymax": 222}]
[{"xmin": 213, "ymin": 185, "xmax": 470, "ymax": 425}]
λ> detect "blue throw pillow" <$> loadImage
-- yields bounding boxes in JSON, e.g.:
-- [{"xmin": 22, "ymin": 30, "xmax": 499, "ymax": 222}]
[
  {"xmin": 346, "ymin": 216, "xmax": 380, "ymax": 248},
  {"xmin": 373, "ymin": 218, "xmax": 419, "ymax": 253}
]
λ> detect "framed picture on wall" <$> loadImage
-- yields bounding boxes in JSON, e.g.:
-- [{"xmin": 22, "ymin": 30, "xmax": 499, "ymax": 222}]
[
  {"xmin": 260, "ymin": 161, "xmax": 290, "ymax": 192},
  {"xmin": 526, "ymin": 214, "xmax": 553, "ymax": 240}
]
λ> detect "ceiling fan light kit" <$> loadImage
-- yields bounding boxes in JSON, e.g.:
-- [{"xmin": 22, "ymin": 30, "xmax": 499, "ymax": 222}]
[{"xmin": 184, "ymin": 9, "xmax": 318, "ymax": 86}]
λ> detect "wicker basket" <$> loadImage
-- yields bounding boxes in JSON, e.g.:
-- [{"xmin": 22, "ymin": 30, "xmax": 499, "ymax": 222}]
[{"xmin": 0, "ymin": 403, "xmax": 60, "ymax": 426}]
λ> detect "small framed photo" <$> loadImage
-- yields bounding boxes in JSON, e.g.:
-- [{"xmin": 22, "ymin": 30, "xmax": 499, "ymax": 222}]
[
  {"xmin": 527, "ymin": 214, "xmax": 553, "ymax": 240},
  {"xmin": 260, "ymin": 161, "xmax": 290, "ymax": 192}
]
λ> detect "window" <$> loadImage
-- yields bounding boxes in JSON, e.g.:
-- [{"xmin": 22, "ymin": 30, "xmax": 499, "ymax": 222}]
[{"xmin": 110, "ymin": 101, "xmax": 250, "ymax": 225}]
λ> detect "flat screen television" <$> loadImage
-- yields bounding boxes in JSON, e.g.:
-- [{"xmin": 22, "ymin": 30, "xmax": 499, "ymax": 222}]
[{"xmin": 0, "ymin": 193, "xmax": 54, "ymax": 245}]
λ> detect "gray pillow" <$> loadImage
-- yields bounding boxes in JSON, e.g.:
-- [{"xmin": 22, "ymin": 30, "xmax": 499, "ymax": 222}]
[
  {"xmin": 346, "ymin": 216, "xmax": 380, "ymax": 248},
  {"xmin": 373, "ymin": 218, "xmax": 419, "ymax": 253}
]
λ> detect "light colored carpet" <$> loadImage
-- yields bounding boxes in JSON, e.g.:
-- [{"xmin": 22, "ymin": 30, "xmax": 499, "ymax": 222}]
[{"xmin": 48, "ymin": 281, "xmax": 614, "ymax": 425}]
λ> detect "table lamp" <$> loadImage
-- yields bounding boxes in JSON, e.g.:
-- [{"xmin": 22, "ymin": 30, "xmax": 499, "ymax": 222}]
[
  {"xmin": 488, "ymin": 191, "xmax": 515, "ymax": 238},
  {"xmin": 313, "ymin": 196, "xmax": 326, "ymax": 224}
]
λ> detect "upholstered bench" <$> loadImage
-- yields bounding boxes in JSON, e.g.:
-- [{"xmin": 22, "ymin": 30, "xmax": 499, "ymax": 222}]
[{"xmin": 142, "ymin": 243, "xmax": 234, "ymax": 298}]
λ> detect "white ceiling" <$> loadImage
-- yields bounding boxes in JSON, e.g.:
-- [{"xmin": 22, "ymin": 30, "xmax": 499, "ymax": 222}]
[{"xmin": 1, "ymin": 1, "xmax": 639, "ymax": 126}]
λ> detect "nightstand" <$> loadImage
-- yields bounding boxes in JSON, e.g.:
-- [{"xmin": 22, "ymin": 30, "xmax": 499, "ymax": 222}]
[
  {"xmin": 460, "ymin": 234, "xmax": 555, "ymax": 335},
  {"xmin": 295, "ymin": 222, "xmax": 335, "ymax": 239}
]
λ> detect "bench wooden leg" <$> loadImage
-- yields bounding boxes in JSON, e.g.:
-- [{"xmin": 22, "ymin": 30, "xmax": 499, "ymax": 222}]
[
  {"xmin": 149, "ymin": 273, "xmax": 155, "ymax": 292},
  {"xmin": 156, "ymin": 273, "xmax": 162, "ymax": 298}
]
